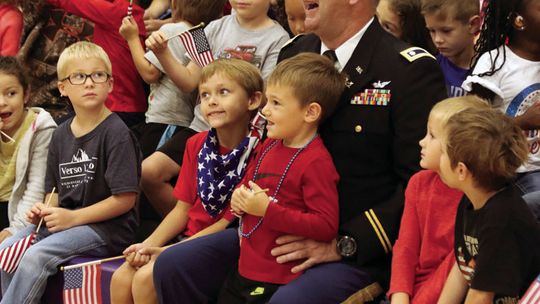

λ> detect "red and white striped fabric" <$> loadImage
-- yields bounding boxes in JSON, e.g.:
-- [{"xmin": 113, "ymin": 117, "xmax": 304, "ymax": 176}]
[
  {"xmin": 178, "ymin": 25, "xmax": 214, "ymax": 67},
  {"xmin": 63, "ymin": 263, "xmax": 102, "ymax": 304},
  {"xmin": 520, "ymin": 274, "xmax": 540, "ymax": 304},
  {"xmin": 0, "ymin": 232, "xmax": 36, "ymax": 273}
]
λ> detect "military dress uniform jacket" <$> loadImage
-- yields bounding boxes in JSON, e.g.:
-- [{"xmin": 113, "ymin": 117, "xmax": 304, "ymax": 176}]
[{"xmin": 278, "ymin": 20, "xmax": 447, "ymax": 286}]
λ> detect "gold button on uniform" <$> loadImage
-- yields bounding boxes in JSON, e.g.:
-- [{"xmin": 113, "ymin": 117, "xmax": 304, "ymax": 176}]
[{"xmin": 355, "ymin": 125, "xmax": 363, "ymax": 133}]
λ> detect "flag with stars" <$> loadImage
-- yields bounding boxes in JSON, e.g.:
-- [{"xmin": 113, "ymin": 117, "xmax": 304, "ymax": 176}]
[
  {"xmin": 63, "ymin": 263, "xmax": 102, "ymax": 304},
  {"xmin": 0, "ymin": 232, "xmax": 36, "ymax": 273},
  {"xmin": 179, "ymin": 23, "xmax": 214, "ymax": 67},
  {"xmin": 197, "ymin": 117, "xmax": 264, "ymax": 217}
]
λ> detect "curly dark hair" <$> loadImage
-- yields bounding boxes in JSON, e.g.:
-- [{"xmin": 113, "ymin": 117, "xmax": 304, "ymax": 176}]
[{"xmin": 471, "ymin": 0, "xmax": 525, "ymax": 76}]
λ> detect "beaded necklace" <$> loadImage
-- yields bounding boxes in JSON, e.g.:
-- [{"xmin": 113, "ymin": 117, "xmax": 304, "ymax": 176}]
[{"xmin": 238, "ymin": 135, "xmax": 318, "ymax": 238}]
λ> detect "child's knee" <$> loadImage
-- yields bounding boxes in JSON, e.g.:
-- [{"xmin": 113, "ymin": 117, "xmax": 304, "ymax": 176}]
[
  {"xmin": 111, "ymin": 262, "xmax": 136, "ymax": 288},
  {"xmin": 132, "ymin": 263, "xmax": 154, "ymax": 288}
]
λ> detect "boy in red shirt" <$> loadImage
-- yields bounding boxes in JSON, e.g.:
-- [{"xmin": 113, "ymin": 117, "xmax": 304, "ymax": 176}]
[
  {"xmin": 47, "ymin": 0, "xmax": 148, "ymax": 127},
  {"xmin": 221, "ymin": 53, "xmax": 344, "ymax": 303}
]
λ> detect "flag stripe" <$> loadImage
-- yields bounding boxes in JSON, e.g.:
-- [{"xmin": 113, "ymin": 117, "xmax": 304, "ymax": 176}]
[
  {"xmin": 0, "ymin": 232, "xmax": 35, "ymax": 273},
  {"xmin": 520, "ymin": 278, "xmax": 540, "ymax": 303}
]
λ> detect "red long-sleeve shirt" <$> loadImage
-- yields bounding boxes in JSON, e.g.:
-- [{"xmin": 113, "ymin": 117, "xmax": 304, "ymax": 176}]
[
  {"xmin": 238, "ymin": 137, "xmax": 339, "ymax": 284},
  {"xmin": 0, "ymin": 4, "xmax": 23, "ymax": 56},
  {"xmin": 388, "ymin": 170, "xmax": 462, "ymax": 302},
  {"xmin": 47, "ymin": 0, "xmax": 147, "ymax": 113}
]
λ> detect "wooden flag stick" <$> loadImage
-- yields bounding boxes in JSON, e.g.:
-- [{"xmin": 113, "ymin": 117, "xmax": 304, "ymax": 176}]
[
  {"xmin": 60, "ymin": 255, "xmax": 125, "ymax": 271},
  {"xmin": 35, "ymin": 187, "xmax": 56, "ymax": 233},
  {"xmin": 0, "ymin": 131, "xmax": 15, "ymax": 143}
]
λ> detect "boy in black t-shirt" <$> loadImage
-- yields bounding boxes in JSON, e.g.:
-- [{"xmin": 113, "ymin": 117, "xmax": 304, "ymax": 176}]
[
  {"xmin": 0, "ymin": 41, "xmax": 141, "ymax": 303},
  {"xmin": 438, "ymin": 107, "xmax": 540, "ymax": 303}
]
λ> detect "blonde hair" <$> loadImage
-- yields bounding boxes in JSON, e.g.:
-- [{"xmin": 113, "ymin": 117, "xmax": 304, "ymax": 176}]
[
  {"xmin": 199, "ymin": 59, "xmax": 264, "ymax": 99},
  {"xmin": 268, "ymin": 53, "xmax": 345, "ymax": 122},
  {"xmin": 57, "ymin": 41, "xmax": 112, "ymax": 79},
  {"xmin": 444, "ymin": 108, "xmax": 529, "ymax": 192},
  {"xmin": 430, "ymin": 95, "xmax": 489, "ymax": 127}
]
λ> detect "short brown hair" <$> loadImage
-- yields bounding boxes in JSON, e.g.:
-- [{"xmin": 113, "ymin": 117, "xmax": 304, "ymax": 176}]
[
  {"xmin": 200, "ymin": 58, "xmax": 264, "ymax": 99},
  {"xmin": 444, "ymin": 108, "xmax": 529, "ymax": 192},
  {"xmin": 421, "ymin": 0, "xmax": 479, "ymax": 23},
  {"xmin": 267, "ymin": 53, "xmax": 345, "ymax": 122},
  {"xmin": 176, "ymin": 0, "xmax": 226, "ymax": 26}
]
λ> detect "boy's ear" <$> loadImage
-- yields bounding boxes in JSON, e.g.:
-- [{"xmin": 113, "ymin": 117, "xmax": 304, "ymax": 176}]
[
  {"xmin": 304, "ymin": 102, "xmax": 322, "ymax": 123},
  {"xmin": 57, "ymin": 81, "xmax": 66, "ymax": 97},
  {"xmin": 456, "ymin": 161, "xmax": 469, "ymax": 181},
  {"xmin": 107, "ymin": 77, "xmax": 114, "ymax": 93},
  {"xmin": 248, "ymin": 91, "xmax": 263, "ymax": 111},
  {"xmin": 468, "ymin": 15, "xmax": 482, "ymax": 35}
]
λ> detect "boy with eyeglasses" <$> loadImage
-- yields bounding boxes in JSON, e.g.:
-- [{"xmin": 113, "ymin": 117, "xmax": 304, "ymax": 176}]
[{"xmin": 0, "ymin": 41, "xmax": 142, "ymax": 303}]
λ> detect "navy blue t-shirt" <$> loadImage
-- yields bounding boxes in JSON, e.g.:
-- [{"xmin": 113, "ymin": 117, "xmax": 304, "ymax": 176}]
[
  {"xmin": 437, "ymin": 54, "xmax": 470, "ymax": 97},
  {"xmin": 45, "ymin": 113, "xmax": 141, "ymax": 253}
]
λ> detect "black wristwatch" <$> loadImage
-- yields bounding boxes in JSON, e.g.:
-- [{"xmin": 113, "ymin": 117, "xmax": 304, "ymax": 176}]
[{"xmin": 337, "ymin": 235, "xmax": 357, "ymax": 258}]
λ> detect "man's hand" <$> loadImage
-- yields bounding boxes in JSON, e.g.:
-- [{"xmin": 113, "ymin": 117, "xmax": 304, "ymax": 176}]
[
  {"xmin": 233, "ymin": 181, "xmax": 270, "ymax": 217},
  {"xmin": 271, "ymin": 235, "xmax": 341, "ymax": 273},
  {"xmin": 41, "ymin": 207, "xmax": 78, "ymax": 232},
  {"xmin": 119, "ymin": 16, "xmax": 140, "ymax": 41},
  {"xmin": 0, "ymin": 230, "xmax": 12, "ymax": 243},
  {"xmin": 25, "ymin": 202, "xmax": 47, "ymax": 225},
  {"xmin": 145, "ymin": 30, "xmax": 168, "ymax": 54}
]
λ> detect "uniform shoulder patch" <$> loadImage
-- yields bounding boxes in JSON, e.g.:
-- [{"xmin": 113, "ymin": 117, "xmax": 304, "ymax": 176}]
[
  {"xmin": 281, "ymin": 33, "xmax": 305, "ymax": 49},
  {"xmin": 400, "ymin": 47, "xmax": 436, "ymax": 62}
]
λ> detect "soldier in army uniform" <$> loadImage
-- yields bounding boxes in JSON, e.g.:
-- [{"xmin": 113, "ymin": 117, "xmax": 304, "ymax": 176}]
[{"xmin": 152, "ymin": 0, "xmax": 447, "ymax": 302}]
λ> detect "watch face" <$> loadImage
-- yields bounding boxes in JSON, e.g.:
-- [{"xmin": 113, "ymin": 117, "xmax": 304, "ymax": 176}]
[{"xmin": 338, "ymin": 236, "xmax": 357, "ymax": 257}]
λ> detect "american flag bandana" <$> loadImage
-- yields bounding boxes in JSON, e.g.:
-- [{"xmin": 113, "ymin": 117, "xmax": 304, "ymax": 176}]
[
  {"xmin": 179, "ymin": 24, "xmax": 214, "ymax": 67},
  {"xmin": 0, "ymin": 232, "xmax": 36, "ymax": 273},
  {"xmin": 63, "ymin": 263, "xmax": 102, "ymax": 304},
  {"xmin": 197, "ymin": 118, "xmax": 264, "ymax": 217}
]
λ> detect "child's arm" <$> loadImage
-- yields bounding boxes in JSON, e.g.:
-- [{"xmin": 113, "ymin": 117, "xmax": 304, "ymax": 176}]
[
  {"xmin": 514, "ymin": 102, "xmax": 540, "ymax": 130},
  {"xmin": 5, "ymin": 126, "xmax": 56, "ymax": 236},
  {"xmin": 184, "ymin": 218, "xmax": 231, "ymax": 241},
  {"xmin": 40, "ymin": 192, "xmax": 136, "ymax": 233},
  {"xmin": 438, "ymin": 262, "xmax": 468, "ymax": 304},
  {"xmin": 145, "ymin": 31, "xmax": 201, "ymax": 93},
  {"xmin": 464, "ymin": 289, "xmax": 494, "ymax": 304},
  {"xmin": 47, "ymin": 0, "xmax": 136, "ymax": 30},
  {"xmin": 388, "ymin": 173, "xmax": 423, "ymax": 302},
  {"xmin": 119, "ymin": 16, "xmax": 162, "ymax": 84},
  {"xmin": 123, "ymin": 200, "xmax": 191, "ymax": 268},
  {"xmin": 390, "ymin": 293, "xmax": 410, "ymax": 304}
]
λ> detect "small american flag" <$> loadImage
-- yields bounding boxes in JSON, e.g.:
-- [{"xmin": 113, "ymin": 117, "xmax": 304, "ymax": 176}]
[
  {"xmin": 0, "ymin": 232, "xmax": 36, "ymax": 273},
  {"xmin": 520, "ymin": 274, "xmax": 540, "ymax": 304},
  {"xmin": 63, "ymin": 263, "xmax": 102, "ymax": 304},
  {"xmin": 179, "ymin": 24, "xmax": 214, "ymax": 67}
]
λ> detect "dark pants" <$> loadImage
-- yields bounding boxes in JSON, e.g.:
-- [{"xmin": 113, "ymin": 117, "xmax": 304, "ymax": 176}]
[
  {"xmin": 153, "ymin": 228, "xmax": 374, "ymax": 304},
  {"xmin": 217, "ymin": 271, "xmax": 280, "ymax": 304}
]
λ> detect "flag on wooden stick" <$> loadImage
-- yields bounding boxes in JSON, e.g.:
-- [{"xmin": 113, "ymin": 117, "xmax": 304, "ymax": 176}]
[
  {"xmin": 63, "ymin": 263, "xmax": 102, "ymax": 304},
  {"xmin": 178, "ymin": 23, "xmax": 214, "ymax": 67}
]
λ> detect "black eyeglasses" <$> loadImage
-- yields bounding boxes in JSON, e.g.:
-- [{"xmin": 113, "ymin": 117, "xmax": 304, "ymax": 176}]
[{"xmin": 61, "ymin": 71, "xmax": 111, "ymax": 85}]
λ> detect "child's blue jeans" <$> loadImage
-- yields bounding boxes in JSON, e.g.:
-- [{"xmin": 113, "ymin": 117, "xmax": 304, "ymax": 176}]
[{"xmin": 0, "ymin": 224, "xmax": 109, "ymax": 304}]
